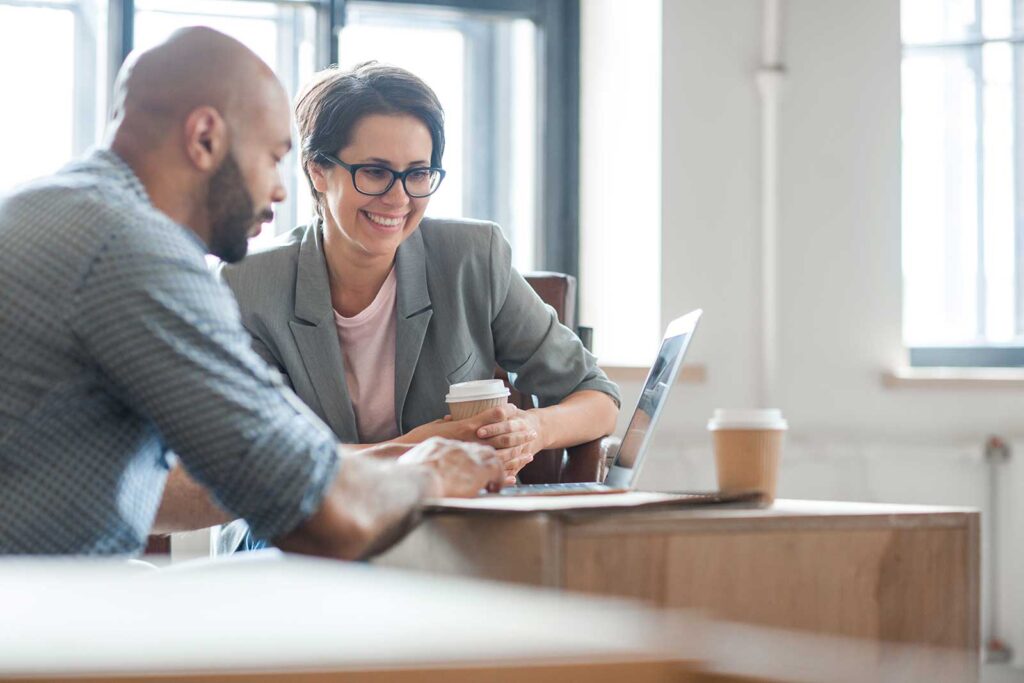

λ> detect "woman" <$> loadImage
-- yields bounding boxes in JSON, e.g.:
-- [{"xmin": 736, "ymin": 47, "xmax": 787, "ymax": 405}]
[{"xmin": 221, "ymin": 62, "xmax": 619, "ymax": 483}]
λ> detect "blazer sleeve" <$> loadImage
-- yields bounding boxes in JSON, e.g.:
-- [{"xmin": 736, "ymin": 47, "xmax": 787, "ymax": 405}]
[{"xmin": 487, "ymin": 224, "xmax": 621, "ymax": 408}]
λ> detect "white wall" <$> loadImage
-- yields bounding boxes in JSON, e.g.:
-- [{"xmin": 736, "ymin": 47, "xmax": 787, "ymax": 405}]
[
  {"xmin": 657, "ymin": 0, "xmax": 763, "ymax": 439},
  {"xmin": 643, "ymin": 0, "xmax": 1024, "ymax": 447},
  {"xmin": 579, "ymin": 0, "xmax": 662, "ymax": 366},
  {"xmin": 580, "ymin": 0, "xmax": 1024, "ymax": 656}
]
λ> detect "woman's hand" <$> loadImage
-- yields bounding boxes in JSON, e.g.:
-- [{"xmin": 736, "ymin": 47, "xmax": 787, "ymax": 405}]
[
  {"xmin": 403, "ymin": 404, "xmax": 538, "ymax": 483},
  {"xmin": 474, "ymin": 406, "xmax": 546, "ymax": 474}
]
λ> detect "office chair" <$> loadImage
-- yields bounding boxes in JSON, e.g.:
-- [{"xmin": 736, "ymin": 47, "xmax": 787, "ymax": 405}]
[{"xmin": 496, "ymin": 272, "xmax": 617, "ymax": 484}]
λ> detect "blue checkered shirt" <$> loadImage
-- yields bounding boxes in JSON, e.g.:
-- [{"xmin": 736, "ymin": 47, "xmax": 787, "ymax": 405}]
[{"xmin": 0, "ymin": 150, "xmax": 340, "ymax": 555}]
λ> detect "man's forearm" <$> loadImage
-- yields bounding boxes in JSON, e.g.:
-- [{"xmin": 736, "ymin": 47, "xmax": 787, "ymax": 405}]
[
  {"xmin": 274, "ymin": 447, "xmax": 438, "ymax": 560},
  {"xmin": 151, "ymin": 465, "xmax": 234, "ymax": 535}
]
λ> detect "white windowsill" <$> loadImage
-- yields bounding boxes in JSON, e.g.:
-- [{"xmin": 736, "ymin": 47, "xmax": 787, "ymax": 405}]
[
  {"xmin": 883, "ymin": 366, "xmax": 1024, "ymax": 389},
  {"xmin": 602, "ymin": 363, "xmax": 707, "ymax": 385}
]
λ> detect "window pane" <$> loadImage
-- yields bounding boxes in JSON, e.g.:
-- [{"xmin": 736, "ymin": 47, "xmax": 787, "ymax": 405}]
[
  {"xmin": 337, "ymin": 20, "xmax": 466, "ymax": 221},
  {"xmin": 981, "ymin": 42, "xmax": 1016, "ymax": 342},
  {"xmin": 982, "ymin": 0, "xmax": 1012, "ymax": 38},
  {"xmin": 902, "ymin": 49, "xmax": 981, "ymax": 345},
  {"xmin": 0, "ymin": 2, "xmax": 107, "ymax": 191},
  {"xmin": 133, "ymin": 1, "xmax": 320, "ymax": 243},
  {"xmin": 135, "ymin": 1, "xmax": 280, "ymax": 75},
  {"xmin": 902, "ymin": 0, "xmax": 1019, "ymax": 44},
  {"xmin": 340, "ymin": 3, "xmax": 540, "ymax": 271},
  {"xmin": 902, "ymin": 0, "xmax": 979, "ymax": 44}
]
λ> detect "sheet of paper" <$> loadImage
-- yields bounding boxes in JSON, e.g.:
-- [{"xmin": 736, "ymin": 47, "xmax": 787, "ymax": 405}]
[{"xmin": 424, "ymin": 490, "xmax": 751, "ymax": 513}]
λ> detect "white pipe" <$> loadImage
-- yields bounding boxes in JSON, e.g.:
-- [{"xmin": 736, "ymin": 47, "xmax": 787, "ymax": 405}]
[
  {"xmin": 758, "ymin": 0, "xmax": 784, "ymax": 408},
  {"xmin": 762, "ymin": 0, "xmax": 782, "ymax": 65}
]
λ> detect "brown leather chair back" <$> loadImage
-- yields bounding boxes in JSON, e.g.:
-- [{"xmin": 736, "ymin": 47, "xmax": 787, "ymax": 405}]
[{"xmin": 495, "ymin": 272, "xmax": 604, "ymax": 484}]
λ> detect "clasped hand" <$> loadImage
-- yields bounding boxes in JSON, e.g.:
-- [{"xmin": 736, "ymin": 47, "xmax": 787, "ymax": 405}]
[{"xmin": 407, "ymin": 404, "xmax": 545, "ymax": 485}]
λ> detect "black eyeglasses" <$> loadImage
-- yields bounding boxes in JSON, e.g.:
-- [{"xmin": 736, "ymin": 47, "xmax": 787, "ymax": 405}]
[{"xmin": 317, "ymin": 152, "xmax": 445, "ymax": 198}]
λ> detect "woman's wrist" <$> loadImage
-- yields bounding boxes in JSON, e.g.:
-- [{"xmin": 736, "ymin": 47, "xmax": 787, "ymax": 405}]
[{"xmin": 528, "ymin": 408, "xmax": 556, "ymax": 450}]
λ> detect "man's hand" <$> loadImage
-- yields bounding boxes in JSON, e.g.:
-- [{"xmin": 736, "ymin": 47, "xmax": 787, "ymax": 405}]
[
  {"xmin": 397, "ymin": 436, "xmax": 504, "ymax": 497},
  {"xmin": 275, "ymin": 439, "xmax": 501, "ymax": 560},
  {"xmin": 404, "ymin": 405, "xmax": 536, "ymax": 483}
]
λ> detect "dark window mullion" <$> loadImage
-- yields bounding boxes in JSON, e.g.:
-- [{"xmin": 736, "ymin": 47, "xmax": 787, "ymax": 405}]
[
  {"xmin": 462, "ymin": 19, "xmax": 497, "ymax": 223},
  {"xmin": 537, "ymin": 0, "xmax": 578, "ymax": 277}
]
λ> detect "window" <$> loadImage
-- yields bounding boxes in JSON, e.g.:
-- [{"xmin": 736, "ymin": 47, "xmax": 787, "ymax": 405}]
[
  {"xmin": 0, "ymin": 0, "xmax": 109, "ymax": 191},
  {"xmin": 902, "ymin": 0, "xmax": 1024, "ymax": 366},
  {"xmin": 2, "ymin": 0, "xmax": 577, "ymax": 277},
  {"xmin": 578, "ymin": 0, "xmax": 660, "ymax": 366},
  {"xmin": 335, "ymin": 0, "xmax": 578, "ymax": 277},
  {"xmin": 339, "ymin": 2, "xmax": 539, "ymax": 272}
]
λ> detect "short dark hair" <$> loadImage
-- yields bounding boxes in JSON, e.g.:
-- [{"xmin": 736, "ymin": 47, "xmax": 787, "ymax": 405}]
[{"xmin": 295, "ymin": 62, "xmax": 446, "ymax": 218}]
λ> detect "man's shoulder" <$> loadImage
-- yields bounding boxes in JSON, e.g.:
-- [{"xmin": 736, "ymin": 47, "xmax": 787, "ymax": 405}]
[
  {"xmin": 1, "ymin": 171, "xmax": 116, "ymax": 225},
  {"xmin": 2, "ymin": 158, "xmax": 190, "ymax": 255}
]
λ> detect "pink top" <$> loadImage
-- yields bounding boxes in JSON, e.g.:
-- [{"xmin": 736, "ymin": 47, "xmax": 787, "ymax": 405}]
[{"xmin": 332, "ymin": 268, "xmax": 399, "ymax": 443}]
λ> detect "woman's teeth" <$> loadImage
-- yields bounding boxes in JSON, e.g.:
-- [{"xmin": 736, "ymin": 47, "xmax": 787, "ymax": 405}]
[{"xmin": 364, "ymin": 211, "xmax": 404, "ymax": 227}]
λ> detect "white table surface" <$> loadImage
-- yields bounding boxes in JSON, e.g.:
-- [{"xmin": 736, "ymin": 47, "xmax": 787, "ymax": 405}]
[{"xmin": 0, "ymin": 551, "xmax": 695, "ymax": 677}]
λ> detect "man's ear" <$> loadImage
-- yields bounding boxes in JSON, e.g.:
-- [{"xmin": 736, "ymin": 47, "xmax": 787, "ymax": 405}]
[
  {"xmin": 307, "ymin": 160, "xmax": 330, "ymax": 193},
  {"xmin": 183, "ymin": 106, "xmax": 228, "ymax": 172}
]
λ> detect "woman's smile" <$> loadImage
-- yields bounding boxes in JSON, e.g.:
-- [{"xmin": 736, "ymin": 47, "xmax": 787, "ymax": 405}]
[{"xmin": 361, "ymin": 209, "xmax": 407, "ymax": 233}]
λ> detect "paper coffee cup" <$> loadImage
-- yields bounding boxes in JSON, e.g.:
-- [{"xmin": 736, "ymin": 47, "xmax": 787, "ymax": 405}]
[
  {"xmin": 707, "ymin": 409, "xmax": 788, "ymax": 504},
  {"xmin": 445, "ymin": 379, "xmax": 511, "ymax": 420}
]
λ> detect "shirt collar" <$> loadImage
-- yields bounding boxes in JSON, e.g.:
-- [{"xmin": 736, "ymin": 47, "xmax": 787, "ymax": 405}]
[
  {"xmin": 90, "ymin": 148, "xmax": 210, "ymax": 255},
  {"xmin": 91, "ymin": 148, "xmax": 153, "ymax": 207}
]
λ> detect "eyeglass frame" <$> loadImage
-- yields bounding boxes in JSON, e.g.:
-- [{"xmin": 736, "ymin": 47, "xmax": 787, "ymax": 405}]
[{"xmin": 316, "ymin": 152, "xmax": 446, "ymax": 198}]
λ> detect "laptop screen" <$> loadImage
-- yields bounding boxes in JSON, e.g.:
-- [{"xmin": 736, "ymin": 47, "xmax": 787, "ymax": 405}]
[{"xmin": 603, "ymin": 311, "xmax": 701, "ymax": 488}]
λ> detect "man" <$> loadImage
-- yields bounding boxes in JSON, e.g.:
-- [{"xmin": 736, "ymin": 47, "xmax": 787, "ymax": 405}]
[{"xmin": 0, "ymin": 27, "xmax": 503, "ymax": 557}]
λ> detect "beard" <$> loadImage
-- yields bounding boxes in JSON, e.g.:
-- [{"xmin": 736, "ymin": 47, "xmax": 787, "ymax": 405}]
[{"xmin": 205, "ymin": 151, "xmax": 269, "ymax": 263}]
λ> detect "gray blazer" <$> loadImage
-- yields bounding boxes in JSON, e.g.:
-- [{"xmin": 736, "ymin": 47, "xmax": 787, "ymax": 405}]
[{"xmin": 219, "ymin": 218, "xmax": 620, "ymax": 443}]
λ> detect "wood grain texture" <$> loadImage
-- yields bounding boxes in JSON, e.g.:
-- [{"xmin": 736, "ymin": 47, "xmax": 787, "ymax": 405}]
[
  {"xmin": 564, "ymin": 527, "xmax": 973, "ymax": 648},
  {"xmin": 379, "ymin": 499, "xmax": 980, "ymax": 680},
  {"xmin": 377, "ymin": 513, "xmax": 562, "ymax": 586}
]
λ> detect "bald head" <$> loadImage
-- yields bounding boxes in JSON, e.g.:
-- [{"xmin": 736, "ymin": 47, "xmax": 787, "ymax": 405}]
[
  {"xmin": 110, "ymin": 27, "xmax": 283, "ymax": 137},
  {"xmin": 107, "ymin": 27, "xmax": 292, "ymax": 262}
]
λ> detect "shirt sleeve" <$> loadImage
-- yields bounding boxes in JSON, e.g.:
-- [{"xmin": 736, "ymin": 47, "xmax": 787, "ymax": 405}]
[
  {"xmin": 69, "ymin": 229, "xmax": 339, "ymax": 542},
  {"xmin": 487, "ymin": 224, "xmax": 621, "ymax": 409}
]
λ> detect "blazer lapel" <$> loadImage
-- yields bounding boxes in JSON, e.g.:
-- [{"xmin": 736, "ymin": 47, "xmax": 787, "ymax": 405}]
[
  {"xmin": 394, "ymin": 229, "xmax": 433, "ymax": 432},
  {"xmin": 289, "ymin": 222, "xmax": 358, "ymax": 440}
]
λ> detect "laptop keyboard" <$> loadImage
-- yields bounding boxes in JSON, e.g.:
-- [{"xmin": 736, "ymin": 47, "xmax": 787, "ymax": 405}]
[{"xmin": 496, "ymin": 482, "xmax": 614, "ymax": 496}]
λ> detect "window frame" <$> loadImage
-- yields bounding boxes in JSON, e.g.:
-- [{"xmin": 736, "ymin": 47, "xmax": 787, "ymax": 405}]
[
  {"xmin": 69, "ymin": 0, "xmax": 578, "ymax": 275},
  {"xmin": 902, "ymin": 13, "xmax": 1024, "ymax": 368},
  {"xmin": 1, "ymin": 0, "xmax": 105, "ymax": 162},
  {"xmin": 334, "ymin": 0, "xmax": 580, "ymax": 278}
]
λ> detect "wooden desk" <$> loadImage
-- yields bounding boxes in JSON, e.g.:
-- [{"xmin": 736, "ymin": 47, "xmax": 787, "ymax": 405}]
[{"xmin": 378, "ymin": 499, "xmax": 979, "ymax": 659}]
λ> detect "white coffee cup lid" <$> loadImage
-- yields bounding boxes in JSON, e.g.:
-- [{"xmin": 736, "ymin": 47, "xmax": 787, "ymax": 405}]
[
  {"xmin": 707, "ymin": 409, "xmax": 788, "ymax": 431},
  {"xmin": 445, "ymin": 379, "xmax": 510, "ymax": 403}
]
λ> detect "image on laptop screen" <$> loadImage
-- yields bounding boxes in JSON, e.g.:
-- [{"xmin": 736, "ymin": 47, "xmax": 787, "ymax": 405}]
[{"xmin": 603, "ymin": 311, "xmax": 700, "ymax": 489}]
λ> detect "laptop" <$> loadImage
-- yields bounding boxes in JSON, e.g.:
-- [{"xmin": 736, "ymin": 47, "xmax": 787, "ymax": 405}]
[{"xmin": 497, "ymin": 309, "xmax": 703, "ymax": 496}]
